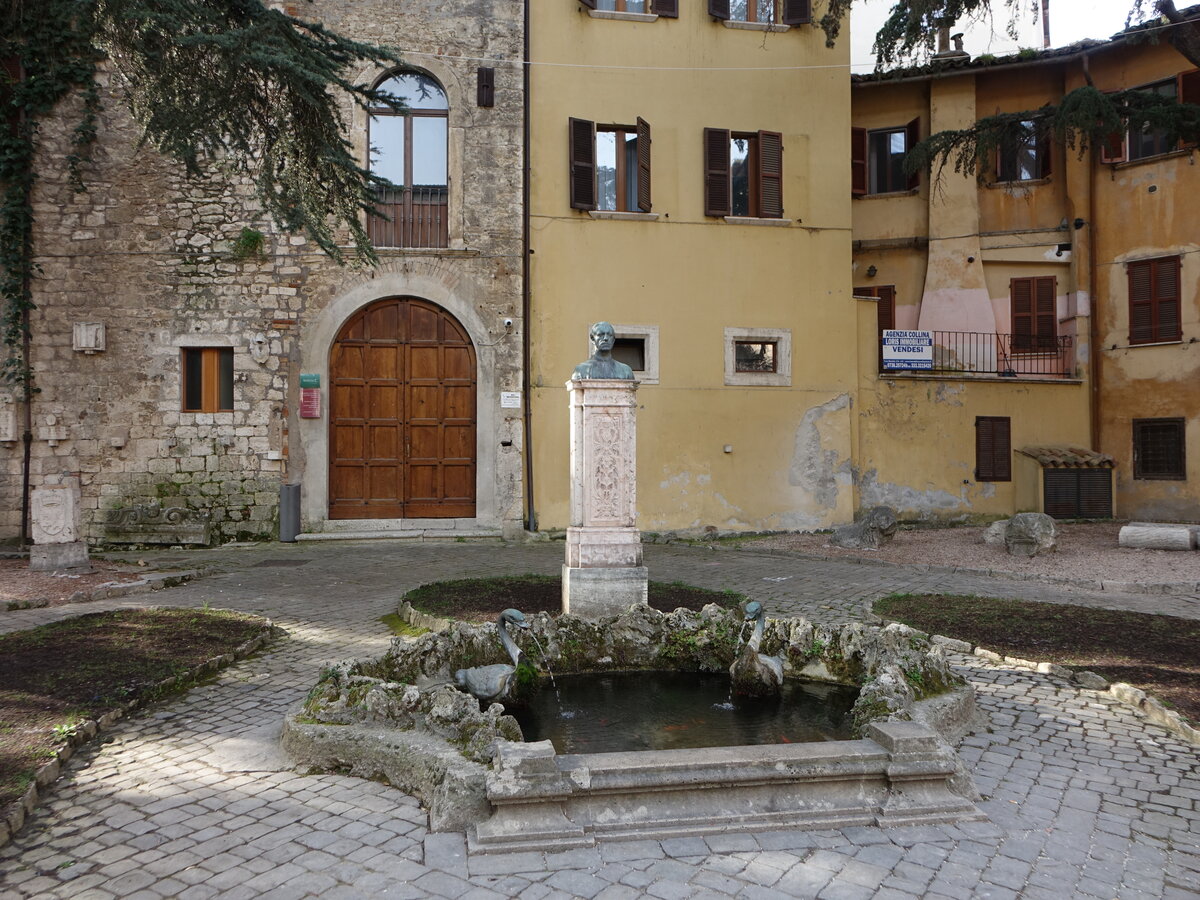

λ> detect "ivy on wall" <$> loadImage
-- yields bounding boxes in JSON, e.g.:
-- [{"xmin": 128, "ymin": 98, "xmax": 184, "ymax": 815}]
[{"xmin": 0, "ymin": 0, "xmax": 403, "ymax": 393}]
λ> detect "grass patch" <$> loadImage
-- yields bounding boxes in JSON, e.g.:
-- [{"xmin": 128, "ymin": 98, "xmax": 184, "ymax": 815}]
[
  {"xmin": 0, "ymin": 608, "xmax": 266, "ymax": 810},
  {"xmin": 378, "ymin": 613, "xmax": 429, "ymax": 638},
  {"xmin": 403, "ymin": 574, "xmax": 745, "ymax": 622},
  {"xmin": 875, "ymin": 593, "xmax": 1200, "ymax": 724}
]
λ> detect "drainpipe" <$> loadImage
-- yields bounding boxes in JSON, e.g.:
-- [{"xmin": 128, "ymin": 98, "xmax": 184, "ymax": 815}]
[
  {"xmin": 19, "ymin": 306, "xmax": 32, "ymax": 547},
  {"xmin": 1085, "ymin": 53, "xmax": 1101, "ymax": 452},
  {"xmin": 521, "ymin": 0, "xmax": 536, "ymax": 533}
]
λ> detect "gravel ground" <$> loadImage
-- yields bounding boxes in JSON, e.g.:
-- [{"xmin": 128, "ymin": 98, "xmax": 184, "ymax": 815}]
[
  {"xmin": 0, "ymin": 558, "xmax": 145, "ymax": 607},
  {"xmin": 741, "ymin": 520, "xmax": 1200, "ymax": 585}
]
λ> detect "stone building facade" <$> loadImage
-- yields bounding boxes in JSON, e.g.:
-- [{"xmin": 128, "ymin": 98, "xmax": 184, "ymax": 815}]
[{"xmin": 1, "ymin": 0, "xmax": 526, "ymax": 544}]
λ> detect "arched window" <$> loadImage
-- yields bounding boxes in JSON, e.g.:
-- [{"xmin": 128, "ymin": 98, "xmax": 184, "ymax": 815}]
[{"xmin": 369, "ymin": 71, "xmax": 449, "ymax": 248}]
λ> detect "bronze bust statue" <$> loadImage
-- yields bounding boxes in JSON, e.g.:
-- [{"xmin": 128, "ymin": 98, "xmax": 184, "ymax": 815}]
[{"xmin": 572, "ymin": 322, "xmax": 634, "ymax": 380}]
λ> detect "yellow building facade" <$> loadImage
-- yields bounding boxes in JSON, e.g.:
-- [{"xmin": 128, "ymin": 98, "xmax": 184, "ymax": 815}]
[
  {"xmin": 850, "ymin": 27, "xmax": 1199, "ymax": 523},
  {"xmin": 527, "ymin": 4, "xmax": 858, "ymax": 533}
]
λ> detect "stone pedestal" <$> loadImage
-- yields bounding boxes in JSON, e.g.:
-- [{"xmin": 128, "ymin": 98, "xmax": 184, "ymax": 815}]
[
  {"xmin": 30, "ymin": 480, "xmax": 90, "ymax": 573},
  {"xmin": 562, "ymin": 379, "xmax": 647, "ymax": 618}
]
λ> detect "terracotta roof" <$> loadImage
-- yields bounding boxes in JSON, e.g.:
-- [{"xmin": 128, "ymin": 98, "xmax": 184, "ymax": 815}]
[
  {"xmin": 852, "ymin": 5, "xmax": 1200, "ymax": 84},
  {"xmin": 1017, "ymin": 446, "xmax": 1117, "ymax": 468}
]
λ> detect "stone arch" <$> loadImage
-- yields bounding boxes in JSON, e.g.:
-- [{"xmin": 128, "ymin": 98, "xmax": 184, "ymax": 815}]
[{"xmin": 299, "ymin": 266, "xmax": 501, "ymax": 529}]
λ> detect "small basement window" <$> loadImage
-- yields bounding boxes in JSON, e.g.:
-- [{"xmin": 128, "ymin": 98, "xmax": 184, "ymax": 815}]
[
  {"xmin": 1134, "ymin": 418, "xmax": 1186, "ymax": 480},
  {"xmin": 612, "ymin": 337, "xmax": 646, "ymax": 372},
  {"xmin": 182, "ymin": 347, "xmax": 234, "ymax": 412}
]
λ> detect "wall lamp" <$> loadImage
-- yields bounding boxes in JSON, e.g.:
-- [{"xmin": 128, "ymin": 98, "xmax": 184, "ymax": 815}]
[
  {"xmin": 1073, "ymin": 218, "xmax": 1087, "ymax": 230},
  {"xmin": 865, "ymin": 265, "xmax": 877, "ymax": 278}
]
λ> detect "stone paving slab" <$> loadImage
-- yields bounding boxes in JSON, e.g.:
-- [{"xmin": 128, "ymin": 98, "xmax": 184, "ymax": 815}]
[{"xmin": 0, "ymin": 540, "xmax": 1197, "ymax": 898}]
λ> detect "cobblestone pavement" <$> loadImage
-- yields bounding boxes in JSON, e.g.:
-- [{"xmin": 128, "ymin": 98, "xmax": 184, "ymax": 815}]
[{"xmin": 1, "ymin": 541, "xmax": 1198, "ymax": 899}]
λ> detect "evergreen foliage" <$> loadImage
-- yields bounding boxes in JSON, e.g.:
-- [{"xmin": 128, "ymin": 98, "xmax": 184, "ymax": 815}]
[
  {"xmin": 906, "ymin": 85, "xmax": 1200, "ymax": 183},
  {"xmin": 0, "ymin": 0, "xmax": 403, "ymax": 389}
]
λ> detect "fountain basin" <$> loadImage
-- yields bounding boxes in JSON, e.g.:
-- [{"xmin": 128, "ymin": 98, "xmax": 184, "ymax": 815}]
[
  {"xmin": 472, "ymin": 720, "xmax": 982, "ymax": 853},
  {"xmin": 284, "ymin": 604, "xmax": 984, "ymax": 838}
]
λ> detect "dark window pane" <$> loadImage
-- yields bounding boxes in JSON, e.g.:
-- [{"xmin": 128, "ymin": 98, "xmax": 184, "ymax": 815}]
[
  {"xmin": 612, "ymin": 338, "xmax": 645, "ymax": 371},
  {"xmin": 183, "ymin": 349, "xmax": 203, "ymax": 411},
  {"xmin": 731, "ymin": 136, "xmax": 751, "ymax": 216},
  {"xmin": 1128, "ymin": 80, "xmax": 1176, "ymax": 161},
  {"xmin": 218, "ymin": 348, "xmax": 234, "ymax": 411},
  {"xmin": 1134, "ymin": 418, "xmax": 1185, "ymax": 479},
  {"xmin": 735, "ymin": 341, "xmax": 776, "ymax": 372},
  {"xmin": 868, "ymin": 128, "xmax": 907, "ymax": 193}
]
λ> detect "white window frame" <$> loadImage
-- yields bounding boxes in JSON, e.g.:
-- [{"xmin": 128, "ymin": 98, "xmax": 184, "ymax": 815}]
[{"xmin": 724, "ymin": 326, "xmax": 791, "ymax": 386}]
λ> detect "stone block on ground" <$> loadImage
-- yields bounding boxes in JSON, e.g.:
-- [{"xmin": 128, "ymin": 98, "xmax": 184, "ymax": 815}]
[
  {"xmin": 1004, "ymin": 513, "xmax": 1057, "ymax": 558},
  {"xmin": 1118, "ymin": 524, "xmax": 1195, "ymax": 551},
  {"xmin": 831, "ymin": 506, "xmax": 899, "ymax": 551}
]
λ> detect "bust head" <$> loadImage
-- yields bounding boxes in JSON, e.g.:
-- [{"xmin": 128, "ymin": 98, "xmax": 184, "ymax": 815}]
[{"xmin": 590, "ymin": 321, "xmax": 617, "ymax": 354}]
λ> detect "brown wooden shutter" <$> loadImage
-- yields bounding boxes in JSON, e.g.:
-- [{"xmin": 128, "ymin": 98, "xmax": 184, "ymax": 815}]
[
  {"xmin": 654, "ymin": 0, "xmax": 679, "ymax": 17},
  {"xmin": 851, "ymin": 126, "xmax": 867, "ymax": 196},
  {"xmin": 569, "ymin": 117, "xmax": 596, "ymax": 210},
  {"xmin": 477, "ymin": 67, "xmax": 495, "ymax": 107},
  {"xmin": 1179, "ymin": 68, "xmax": 1200, "ymax": 105},
  {"xmin": 1155, "ymin": 255, "xmax": 1182, "ymax": 341},
  {"xmin": 782, "ymin": 0, "xmax": 812, "ymax": 25},
  {"xmin": 975, "ymin": 416, "xmax": 1011, "ymax": 482},
  {"xmin": 1128, "ymin": 260, "xmax": 1154, "ymax": 344},
  {"xmin": 904, "ymin": 117, "xmax": 921, "ymax": 190},
  {"xmin": 708, "ymin": 0, "xmax": 730, "ymax": 20},
  {"xmin": 758, "ymin": 130, "xmax": 783, "ymax": 218},
  {"xmin": 704, "ymin": 127, "xmax": 731, "ymax": 216},
  {"xmin": 578, "ymin": 0, "xmax": 597, "ymax": 8},
  {"xmin": 1011, "ymin": 277, "xmax": 1033, "ymax": 351},
  {"xmin": 636, "ymin": 117, "xmax": 652, "ymax": 213},
  {"xmin": 1077, "ymin": 469, "xmax": 1113, "ymax": 518},
  {"xmin": 1035, "ymin": 276, "xmax": 1057, "ymax": 349},
  {"xmin": 875, "ymin": 285, "xmax": 895, "ymax": 372}
]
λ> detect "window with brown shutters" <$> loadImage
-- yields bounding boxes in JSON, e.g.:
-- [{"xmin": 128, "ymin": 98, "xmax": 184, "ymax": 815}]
[
  {"xmin": 1127, "ymin": 256, "xmax": 1182, "ymax": 345},
  {"xmin": 1133, "ymin": 418, "xmax": 1186, "ymax": 480},
  {"xmin": 858, "ymin": 119, "xmax": 920, "ymax": 195},
  {"xmin": 782, "ymin": 0, "xmax": 812, "ymax": 24},
  {"xmin": 1010, "ymin": 276, "xmax": 1057, "ymax": 352},
  {"xmin": 584, "ymin": 0, "xmax": 677, "ymax": 12},
  {"xmin": 975, "ymin": 416, "xmax": 1011, "ymax": 482},
  {"xmin": 182, "ymin": 348, "xmax": 234, "ymax": 413},
  {"xmin": 570, "ymin": 118, "xmax": 651, "ymax": 213},
  {"xmin": 706, "ymin": 129, "xmax": 783, "ymax": 218}
]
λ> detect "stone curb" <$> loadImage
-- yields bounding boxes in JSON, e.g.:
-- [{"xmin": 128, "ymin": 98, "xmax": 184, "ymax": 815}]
[
  {"xmin": 865, "ymin": 601, "xmax": 1200, "ymax": 748},
  {"xmin": 3, "ymin": 568, "xmax": 207, "ymax": 612},
  {"xmin": 730, "ymin": 544, "xmax": 1200, "ymax": 595},
  {"xmin": 0, "ymin": 615, "xmax": 280, "ymax": 850},
  {"xmin": 397, "ymin": 600, "xmax": 452, "ymax": 633}
]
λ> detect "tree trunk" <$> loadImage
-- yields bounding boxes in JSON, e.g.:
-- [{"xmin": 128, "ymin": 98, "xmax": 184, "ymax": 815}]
[{"xmin": 1157, "ymin": 0, "xmax": 1200, "ymax": 69}]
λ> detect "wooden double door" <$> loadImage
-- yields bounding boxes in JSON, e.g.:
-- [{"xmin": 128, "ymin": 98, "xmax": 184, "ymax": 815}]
[{"xmin": 328, "ymin": 298, "xmax": 476, "ymax": 519}]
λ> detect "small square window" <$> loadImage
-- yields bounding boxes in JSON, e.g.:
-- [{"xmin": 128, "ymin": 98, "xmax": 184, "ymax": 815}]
[
  {"xmin": 591, "ymin": 325, "xmax": 659, "ymax": 384},
  {"xmin": 734, "ymin": 341, "xmax": 776, "ymax": 373},
  {"xmin": 1133, "ymin": 418, "xmax": 1186, "ymax": 480},
  {"xmin": 724, "ymin": 327, "xmax": 790, "ymax": 386},
  {"xmin": 612, "ymin": 337, "xmax": 646, "ymax": 372},
  {"xmin": 182, "ymin": 347, "xmax": 234, "ymax": 412}
]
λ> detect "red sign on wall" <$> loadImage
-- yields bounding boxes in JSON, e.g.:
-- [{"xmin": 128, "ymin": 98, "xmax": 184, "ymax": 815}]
[{"xmin": 299, "ymin": 388, "xmax": 321, "ymax": 418}]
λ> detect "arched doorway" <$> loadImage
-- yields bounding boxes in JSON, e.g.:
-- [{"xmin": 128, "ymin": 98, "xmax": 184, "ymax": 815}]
[{"xmin": 328, "ymin": 297, "xmax": 476, "ymax": 519}]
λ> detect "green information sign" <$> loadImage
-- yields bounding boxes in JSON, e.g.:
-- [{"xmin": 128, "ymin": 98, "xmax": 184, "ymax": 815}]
[{"xmin": 299, "ymin": 373, "xmax": 320, "ymax": 389}]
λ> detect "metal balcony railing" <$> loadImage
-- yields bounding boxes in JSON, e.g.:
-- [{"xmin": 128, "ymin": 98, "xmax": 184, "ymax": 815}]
[
  {"xmin": 880, "ymin": 331, "xmax": 1076, "ymax": 378},
  {"xmin": 369, "ymin": 186, "xmax": 449, "ymax": 249}
]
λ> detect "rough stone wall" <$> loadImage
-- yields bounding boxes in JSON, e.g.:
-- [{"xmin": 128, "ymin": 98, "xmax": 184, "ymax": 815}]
[{"xmin": 0, "ymin": 0, "xmax": 525, "ymax": 544}]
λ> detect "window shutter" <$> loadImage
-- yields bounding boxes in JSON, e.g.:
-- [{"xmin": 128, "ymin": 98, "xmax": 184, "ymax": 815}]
[
  {"xmin": 782, "ymin": 0, "xmax": 812, "ymax": 25},
  {"xmin": 654, "ymin": 0, "xmax": 679, "ymax": 17},
  {"xmin": 1179, "ymin": 68, "xmax": 1200, "ymax": 105},
  {"xmin": 708, "ymin": 0, "xmax": 731, "ymax": 20},
  {"xmin": 876, "ymin": 285, "xmax": 896, "ymax": 331},
  {"xmin": 1077, "ymin": 469, "xmax": 1113, "ymax": 518},
  {"xmin": 1011, "ymin": 277, "xmax": 1033, "ymax": 351},
  {"xmin": 578, "ymin": 0, "xmax": 597, "ymax": 8},
  {"xmin": 904, "ymin": 117, "xmax": 921, "ymax": 190},
  {"xmin": 1128, "ymin": 260, "xmax": 1154, "ymax": 344},
  {"xmin": 1035, "ymin": 276, "xmax": 1057, "ymax": 349},
  {"xmin": 758, "ymin": 130, "xmax": 783, "ymax": 218},
  {"xmin": 704, "ymin": 127, "xmax": 731, "ymax": 217},
  {"xmin": 569, "ymin": 117, "xmax": 596, "ymax": 211},
  {"xmin": 851, "ymin": 127, "xmax": 867, "ymax": 196},
  {"xmin": 636, "ymin": 117, "xmax": 652, "ymax": 213},
  {"xmin": 975, "ymin": 416, "xmax": 1011, "ymax": 482},
  {"xmin": 1155, "ymin": 255, "xmax": 1182, "ymax": 341},
  {"xmin": 477, "ymin": 67, "xmax": 495, "ymax": 108}
]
